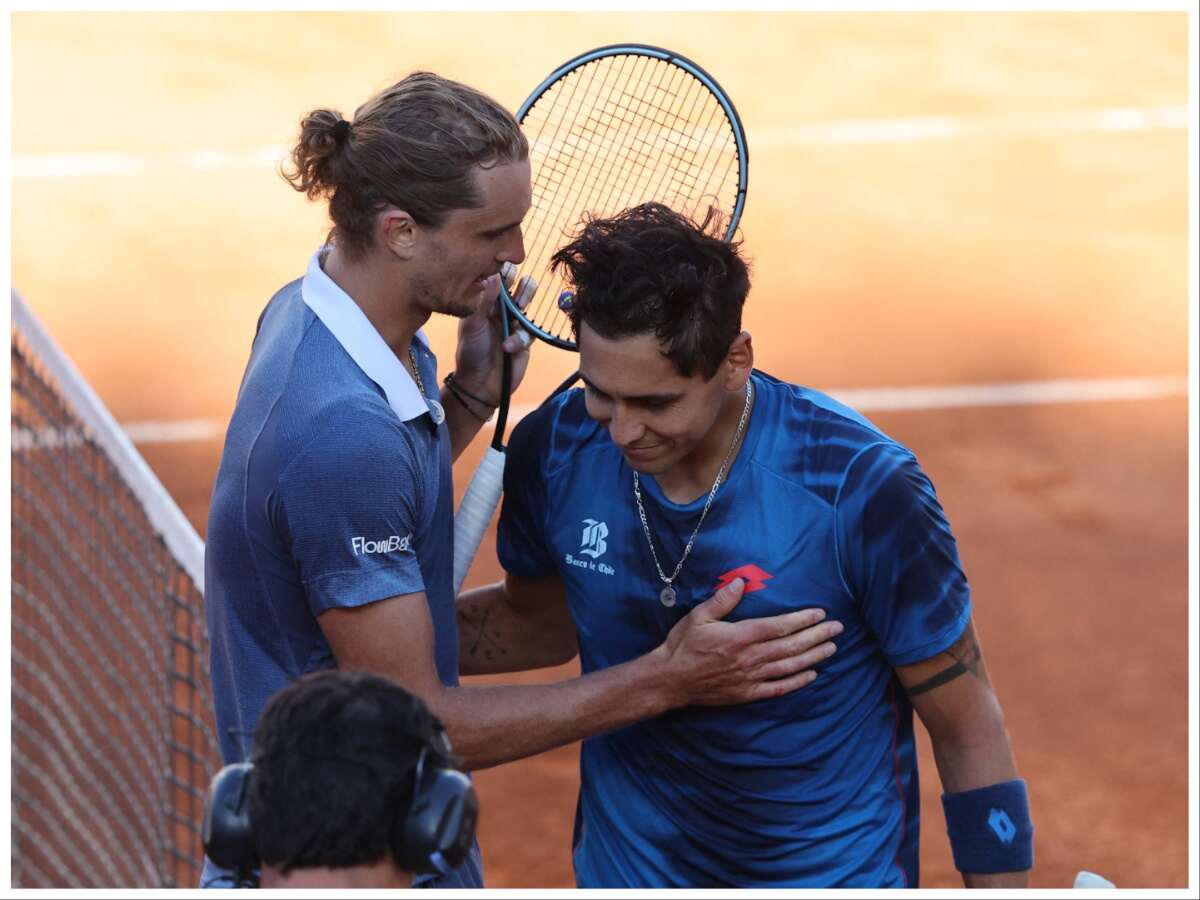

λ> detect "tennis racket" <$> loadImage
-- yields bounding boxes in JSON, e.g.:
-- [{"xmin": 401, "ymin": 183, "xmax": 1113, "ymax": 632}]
[{"xmin": 452, "ymin": 43, "xmax": 750, "ymax": 593}]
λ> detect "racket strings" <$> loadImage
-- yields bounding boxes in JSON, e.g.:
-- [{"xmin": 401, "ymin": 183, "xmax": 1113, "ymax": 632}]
[
  {"xmin": 520, "ymin": 59, "xmax": 629, "ymax": 333},
  {"xmin": 517, "ymin": 54, "xmax": 743, "ymax": 344},
  {"xmin": 537, "ymin": 56, "xmax": 677, "ymax": 330}
]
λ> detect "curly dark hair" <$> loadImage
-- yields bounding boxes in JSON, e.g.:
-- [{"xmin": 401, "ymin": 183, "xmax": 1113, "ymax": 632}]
[
  {"xmin": 283, "ymin": 71, "xmax": 528, "ymax": 259},
  {"xmin": 248, "ymin": 670, "xmax": 448, "ymax": 874},
  {"xmin": 550, "ymin": 202, "xmax": 750, "ymax": 379}
]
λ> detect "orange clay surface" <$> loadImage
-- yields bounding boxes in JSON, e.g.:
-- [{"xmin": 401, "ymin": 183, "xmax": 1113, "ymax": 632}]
[{"xmin": 10, "ymin": 11, "xmax": 1192, "ymax": 888}]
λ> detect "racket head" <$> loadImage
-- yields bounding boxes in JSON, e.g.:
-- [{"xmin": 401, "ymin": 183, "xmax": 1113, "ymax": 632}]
[{"xmin": 501, "ymin": 44, "xmax": 749, "ymax": 351}]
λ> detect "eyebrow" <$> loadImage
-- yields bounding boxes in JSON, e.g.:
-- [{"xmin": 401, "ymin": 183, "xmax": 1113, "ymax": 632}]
[
  {"xmin": 480, "ymin": 200, "xmax": 532, "ymax": 237},
  {"xmin": 579, "ymin": 374, "xmax": 683, "ymax": 405},
  {"xmin": 480, "ymin": 218, "xmax": 524, "ymax": 236}
]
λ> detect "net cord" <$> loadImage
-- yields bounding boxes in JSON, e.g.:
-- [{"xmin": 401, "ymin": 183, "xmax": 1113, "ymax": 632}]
[{"xmin": 10, "ymin": 289, "xmax": 206, "ymax": 591}]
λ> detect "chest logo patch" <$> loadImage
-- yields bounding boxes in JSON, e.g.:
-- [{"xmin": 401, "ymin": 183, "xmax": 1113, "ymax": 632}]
[
  {"xmin": 579, "ymin": 518, "xmax": 609, "ymax": 559},
  {"xmin": 715, "ymin": 563, "xmax": 774, "ymax": 594},
  {"xmin": 565, "ymin": 519, "xmax": 616, "ymax": 576}
]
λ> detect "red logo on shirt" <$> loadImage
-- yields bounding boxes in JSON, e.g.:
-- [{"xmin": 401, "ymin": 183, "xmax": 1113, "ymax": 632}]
[{"xmin": 715, "ymin": 564, "xmax": 774, "ymax": 594}]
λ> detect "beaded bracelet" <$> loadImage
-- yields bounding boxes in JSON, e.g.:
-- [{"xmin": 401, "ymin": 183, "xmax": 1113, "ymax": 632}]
[
  {"xmin": 443, "ymin": 373, "xmax": 495, "ymax": 423},
  {"xmin": 443, "ymin": 372, "xmax": 497, "ymax": 409}
]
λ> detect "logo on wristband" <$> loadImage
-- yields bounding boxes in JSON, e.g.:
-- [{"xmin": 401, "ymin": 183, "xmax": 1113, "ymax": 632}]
[{"xmin": 988, "ymin": 808, "xmax": 1017, "ymax": 844}]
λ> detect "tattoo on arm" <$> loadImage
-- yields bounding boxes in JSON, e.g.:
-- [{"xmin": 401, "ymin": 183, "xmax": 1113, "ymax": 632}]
[
  {"xmin": 905, "ymin": 621, "xmax": 985, "ymax": 697},
  {"xmin": 457, "ymin": 601, "xmax": 508, "ymax": 662}
]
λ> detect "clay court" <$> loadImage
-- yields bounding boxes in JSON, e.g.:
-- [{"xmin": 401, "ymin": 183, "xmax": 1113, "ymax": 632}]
[{"xmin": 9, "ymin": 10, "xmax": 1193, "ymax": 889}]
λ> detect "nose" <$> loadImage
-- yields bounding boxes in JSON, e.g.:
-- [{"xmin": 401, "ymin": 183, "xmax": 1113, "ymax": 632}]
[
  {"xmin": 498, "ymin": 227, "xmax": 526, "ymax": 266},
  {"xmin": 608, "ymin": 402, "xmax": 645, "ymax": 448}
]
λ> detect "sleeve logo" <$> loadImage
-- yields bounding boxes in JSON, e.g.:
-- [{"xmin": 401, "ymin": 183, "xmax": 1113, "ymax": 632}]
[
  {"xmin": 351, "ymin": 534, "xmax": 413, "ymax": 556},
  {"xmin": 987, "ymin": 808, "xmax": 1017, "ymax": 844}
]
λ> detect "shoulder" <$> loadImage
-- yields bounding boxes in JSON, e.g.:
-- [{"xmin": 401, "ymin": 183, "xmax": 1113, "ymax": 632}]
[
  {"xmin": 750, "ymin": 372, "xmax": 913, "ymax": 504},
  {"xmin": 283, "ymin": 401, "xmax": 419, "ymax": 485},
  {"xmin": 507, "ymin": 387, "xmax": 604, "ymax": 476}
]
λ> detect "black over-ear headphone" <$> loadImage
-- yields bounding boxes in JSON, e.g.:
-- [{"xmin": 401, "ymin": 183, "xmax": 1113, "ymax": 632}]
[{"xmin": 201, "ymin": 739, "xmax": 478, "ymax": 880}]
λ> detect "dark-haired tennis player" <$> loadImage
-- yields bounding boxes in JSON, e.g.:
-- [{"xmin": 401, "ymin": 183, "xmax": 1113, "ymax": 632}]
[
  {"xmin": 204, "ymin": 74, "xmax": 840, "ymax": 889},
  {"xmin": 487, "ymin": 202, "xmax": 1032, "ymax": 888}
]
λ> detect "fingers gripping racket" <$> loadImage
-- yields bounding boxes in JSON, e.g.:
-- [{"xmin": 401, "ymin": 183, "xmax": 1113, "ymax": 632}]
[{"xmin": 452, "ymin": 43, "xmax": 750, "ymax": 594}]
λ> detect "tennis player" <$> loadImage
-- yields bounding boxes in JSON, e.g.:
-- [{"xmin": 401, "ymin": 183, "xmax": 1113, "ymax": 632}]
[
  {"xmin": 487, "ymin": 203, "xmax": 1033, "ymax": 887},
  {"xmin": 203, "ymin": 74, "xmax": 842, "ymax": 888}
]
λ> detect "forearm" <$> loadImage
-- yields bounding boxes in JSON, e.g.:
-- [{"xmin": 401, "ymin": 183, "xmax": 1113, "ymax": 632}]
[
  {"xmin": 456, "ymin": 580, "xmax": 577, "ymax": 675},
  {"xmin": 929, "ymin": 704, "xmax": 1028, "ymax": 888},
  {"xmin": 900, "ymin": 620, "xmax": 1030, "ymax": 887},
  {"xmin": 929, "ymin": 694, "xmax": 1018, "ymax": 793},
  {"xmin": 325, "ymin": 580, "xmax": 835, "ymax": 774},
  {"xmin": 428, "ymin": 650, "xmax": 674, "ymax": 770},
  {"xmin": 442, "ymin": 379, "xmax": 494, "ymax": 462}
]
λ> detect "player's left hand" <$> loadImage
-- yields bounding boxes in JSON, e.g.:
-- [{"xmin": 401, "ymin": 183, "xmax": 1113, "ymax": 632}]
[{"xmin": 453, "ymin": 262, "xmax": 535, "ymax": 405}]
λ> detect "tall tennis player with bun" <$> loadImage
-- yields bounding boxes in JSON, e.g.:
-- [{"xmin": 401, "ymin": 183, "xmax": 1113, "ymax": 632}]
[
  {"xmin": 203, "ymin": 73, "xmax": 842, "ymax": 888},
  {"xmin": 491, "ymin": 203, "xmax": 1033, "ymax": 887}
]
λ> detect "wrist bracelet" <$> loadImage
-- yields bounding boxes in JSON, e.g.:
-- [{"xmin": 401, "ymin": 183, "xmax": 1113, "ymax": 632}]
[
  {"xmin": 443, "ymin": 372, "xmax": 497, "ymax": 409},
  {"xmin": 444, "ymin": 378, "xmax": 492, "ymax": 423}
]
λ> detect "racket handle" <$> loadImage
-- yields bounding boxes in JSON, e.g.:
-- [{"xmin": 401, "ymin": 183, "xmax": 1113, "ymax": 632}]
[
  {"xmin": 452, "ymin": 446, "xmax": 506, "ymax": 595},
  {"xmin": 1073, "ymin": 871, "xmax": 1115, "ymax": 889}
]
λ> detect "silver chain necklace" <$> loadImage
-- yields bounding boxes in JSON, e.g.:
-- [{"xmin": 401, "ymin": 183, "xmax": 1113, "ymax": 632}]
[{"xmin": 633, "ymin": 380, "xmax": 754, "ymax": 608}]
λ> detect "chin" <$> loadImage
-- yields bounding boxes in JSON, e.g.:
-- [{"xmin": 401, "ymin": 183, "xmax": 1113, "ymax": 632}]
[
  {"xmin": 435, "ymin": 294, "xmax": 483, "ymax": 319},
  {"xmin": 422, "ymin": 280, "xmax": 487, "ymax": 318},
  {"xmin": 623, "ymin": 448, "xmax": 678, "ymax": 475},
  {"xmin": 440, "ymin": 302, "xmax": 478, "ymax": 319}
]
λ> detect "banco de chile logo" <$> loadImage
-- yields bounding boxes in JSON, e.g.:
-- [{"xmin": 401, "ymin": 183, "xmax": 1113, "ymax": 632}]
[{"xmin": 579, "ymin": 519, "xmax": 608, "ymax": 559}]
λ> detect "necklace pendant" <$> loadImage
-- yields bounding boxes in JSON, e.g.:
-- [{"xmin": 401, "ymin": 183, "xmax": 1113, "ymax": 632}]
[
  {"xmin": 427, "ymin": 399, "xmax": 446, "ymax": 425},
  {"xmin": 659, "ymin": 585, "xmax": 677, "ymax": 608}
]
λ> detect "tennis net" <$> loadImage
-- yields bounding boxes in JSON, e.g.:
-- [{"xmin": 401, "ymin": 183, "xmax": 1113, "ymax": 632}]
[{"xmin": 9, "ymin": 290, "xmax": 221, "ymax": 888}]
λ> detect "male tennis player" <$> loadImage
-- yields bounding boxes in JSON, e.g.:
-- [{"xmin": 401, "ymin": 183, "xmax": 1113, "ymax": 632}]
[
  {"xmin": 484, "ymin": 202, "xmax": 1033, "ymax": 888},
  {"xmin": 204, "ymin": 74, "xmax": 841, "ymax": 888}
]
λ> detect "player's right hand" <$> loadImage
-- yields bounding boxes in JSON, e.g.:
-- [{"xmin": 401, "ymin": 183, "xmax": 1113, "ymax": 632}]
[{"xmin": 654, "ymin": 578, "xmax": 843, "ymax": 706}]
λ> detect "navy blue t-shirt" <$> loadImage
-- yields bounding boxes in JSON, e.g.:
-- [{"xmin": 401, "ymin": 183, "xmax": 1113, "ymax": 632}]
[
  {"xmin": 203, "ymin": 269, "xmax": 481, "ymax": 887},
  {"xmin": 498, "ymin": 371, "xmax": 971, "ymax": 888}
]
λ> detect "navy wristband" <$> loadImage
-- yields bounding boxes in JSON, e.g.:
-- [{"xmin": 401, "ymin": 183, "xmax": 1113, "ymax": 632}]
[{"xmin": 941, "ymin": 779, "xmax": 1034, "ymax": 874}]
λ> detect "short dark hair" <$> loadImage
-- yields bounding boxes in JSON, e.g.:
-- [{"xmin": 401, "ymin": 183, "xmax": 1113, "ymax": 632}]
[
  {"xmin": 284, "ymin": 71, "xmax": 528, "ymax": 259},
  {"xmin": 550, "ymin": 202, "xmax": 750, "ymax": 379},
  {"xmin": 248, "ymin": 670, "xmax": 447, "ymax": 874}
]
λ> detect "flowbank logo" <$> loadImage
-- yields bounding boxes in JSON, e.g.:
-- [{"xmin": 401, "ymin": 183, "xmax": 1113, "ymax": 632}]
[{"xmin": 351, "ymin": 534, "xmax": 413, "ymax": 556}]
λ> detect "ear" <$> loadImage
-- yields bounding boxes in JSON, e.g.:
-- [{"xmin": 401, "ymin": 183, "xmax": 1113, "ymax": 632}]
[
  {"xmin": 723, "ymin": 331, "xmax": 754, "ymax": 390},
  {"xmin": 378, "ymin": 208, "xmax": 420, "ymax": 260}
]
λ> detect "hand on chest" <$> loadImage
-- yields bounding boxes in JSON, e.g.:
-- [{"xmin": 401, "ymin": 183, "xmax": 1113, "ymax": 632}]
[{"xmin": 548, "ymin": 468, "xmax": 854, "ymax": 659}]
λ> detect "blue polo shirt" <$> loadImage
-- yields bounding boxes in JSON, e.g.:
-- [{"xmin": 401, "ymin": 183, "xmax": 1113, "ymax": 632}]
[
  {"xmin": 498, "ymin": 372, "xmax": 972, "ymax": 888},
  {"xmin": 203, "ymin": 250, "xmax": 482, "ymax": 887}
]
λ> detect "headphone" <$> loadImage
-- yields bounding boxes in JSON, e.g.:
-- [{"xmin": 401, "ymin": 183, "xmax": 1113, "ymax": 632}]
[{"xmin": 201, "ymin": 735, "xmax": 478, "ymax": 882}]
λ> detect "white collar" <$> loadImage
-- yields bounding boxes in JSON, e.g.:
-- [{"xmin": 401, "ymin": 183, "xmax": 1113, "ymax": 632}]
[{"xmin": 300, "ymin": 249, "xmax": 431, "ymax": 423}]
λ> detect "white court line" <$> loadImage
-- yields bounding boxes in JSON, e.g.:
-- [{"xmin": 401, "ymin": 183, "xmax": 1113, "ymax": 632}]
[
  {"xmin": 10, "ymin": 106, "xmax": 1187, "ymax": 179},
  {"xmin": 118, "ymin": 375, "xmax": 1188, "ymax": 446},
  {"xmin": 10, "ymin": 145, "xmax": 286, "ymax": 179},
  {"xmin": 751, "ymin": 105, "xmax": 1189, "ymax": 147}
]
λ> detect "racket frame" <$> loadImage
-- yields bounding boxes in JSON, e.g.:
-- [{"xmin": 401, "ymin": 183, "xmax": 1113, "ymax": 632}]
[{"xmin": 498, "ymin": 43, "xmax": 750, "ymax": 351}]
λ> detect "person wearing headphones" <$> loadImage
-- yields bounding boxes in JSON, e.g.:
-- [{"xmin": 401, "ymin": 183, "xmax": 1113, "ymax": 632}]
[{"xmin": 202, "ymin": 670, "xmax": 476, "ymax": 888}]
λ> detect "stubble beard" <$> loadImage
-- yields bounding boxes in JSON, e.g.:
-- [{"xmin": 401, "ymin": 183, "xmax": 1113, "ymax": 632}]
[{"xmin": 413, "ymin": 272, "xmax": 478, "ymax": 320}]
